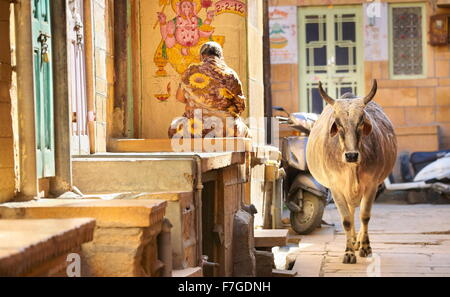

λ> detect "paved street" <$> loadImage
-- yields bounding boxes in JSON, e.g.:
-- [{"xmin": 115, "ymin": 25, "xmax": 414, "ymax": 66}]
[{"xmin": 273, "ymin": 202, "xmax": 450, "ymax": 277}]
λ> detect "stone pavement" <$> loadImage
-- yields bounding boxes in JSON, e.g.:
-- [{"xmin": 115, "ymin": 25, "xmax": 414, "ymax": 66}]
[{"xmin": 273, "ymin": 203, "xmax": 450, "ymax": 277}]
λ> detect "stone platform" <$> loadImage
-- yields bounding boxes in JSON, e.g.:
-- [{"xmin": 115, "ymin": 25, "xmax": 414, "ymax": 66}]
[
  {"xmin": 0, "ymin": 199, "xmax": 168, "ymax": 276},
  {"xmin": 0, "ymin": 218, "xmax": 95, "ymax": 276}
]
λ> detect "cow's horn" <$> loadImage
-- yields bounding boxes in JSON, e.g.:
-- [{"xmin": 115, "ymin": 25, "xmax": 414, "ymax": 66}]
[
  {"xmin": 318, "ymin": 81, "xmax": 335, "ymax": 106},
  {"xmin": 363, "ymin": 79, "xmax": 377, "ymax": 105}
]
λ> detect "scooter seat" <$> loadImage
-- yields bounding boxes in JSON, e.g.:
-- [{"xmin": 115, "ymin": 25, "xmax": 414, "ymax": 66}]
[
  {"xmin": 410, "ymin": 150, "xmax": 450, "ymax": 174},
  {"xmin": 289, "ymin": 113, "xmax": 318, "ymax": 134}
]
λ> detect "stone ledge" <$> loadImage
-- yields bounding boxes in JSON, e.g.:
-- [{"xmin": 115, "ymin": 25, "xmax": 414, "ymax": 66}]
[
  {"xmin": 73, "ymin": 157, "xmax": 195, "ymax": 194},
  {"xmin": 108, "ymin": 138, "xmax": 252, "ymax": 153},
  {"xmin": 0, "ymin": 199, "xmax": 167, "ymax": 228},
  {"xmin": 255, "ymin": 229, "xmax": 289, "ymax": 248},
  {"xmin": 83, "ymin": 191, "xmax": 190, "ymax": 202},
  {"xmin": 0, "ymin": 218, "xmax": 95, "ymax": 276}
]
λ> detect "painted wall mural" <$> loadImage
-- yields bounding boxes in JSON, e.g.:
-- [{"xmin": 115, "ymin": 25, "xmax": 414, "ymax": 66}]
[
  {"xmin": 144, "ymin": 0, "xmax": 247, "ymax": 138},
  {"xmin": 154, "ymin": 0, "xmax": 227, "ymax": 77},
  {"xmin": 215, "ymin": 0, "xmax": 246, "ymax": 16}
]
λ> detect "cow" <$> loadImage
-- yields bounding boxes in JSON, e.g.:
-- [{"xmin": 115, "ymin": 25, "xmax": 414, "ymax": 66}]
[{"xmin": 306, "ymin": 80, "xmax": 397, "ymax": 264}]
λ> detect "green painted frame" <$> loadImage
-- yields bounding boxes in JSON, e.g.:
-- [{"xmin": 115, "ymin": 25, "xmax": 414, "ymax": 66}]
[
  {"xmin": 388, "ymin": 2, "xmax": 427, "ymax": 80},
  {"xmin": 32, "ymin": 0, "xmax": 55, "ymax": 178},
  {"xmin": 298, "ymin": 5, "xmax": 364, "ymax": 113}
]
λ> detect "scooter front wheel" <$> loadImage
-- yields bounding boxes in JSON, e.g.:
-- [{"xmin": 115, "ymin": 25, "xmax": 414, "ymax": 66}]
[{"xmin": 290, "ymin": 191, "xmax": 325, "ymax": 235}]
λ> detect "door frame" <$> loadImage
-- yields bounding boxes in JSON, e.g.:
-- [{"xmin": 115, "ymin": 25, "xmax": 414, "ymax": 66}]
[
  {"xmin": 298, "ymin": 5, "xmax": 365, "ymax": 112},
  {"xmin": 13, "ymin": 0, "xmax": 39, "ymax": 199},
  {"xmin": 11, "ymin": 0, "xmax": 74, "ymax": 199},
  {"xmin": 33, "ymin": 0, "xmax": 56, "ymax": 179},
  {"xmin": 67, "ymin": 0, "xmax": 90, "ymax": 155}
]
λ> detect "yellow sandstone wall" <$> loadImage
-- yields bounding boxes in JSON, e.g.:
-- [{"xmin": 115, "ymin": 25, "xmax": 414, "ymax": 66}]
[
  {"xmin": 0, "ymin": 0, "xmax": 15, "ymax": 203},
  {"xmin": 367, "ymin": 4, "xmax": 450, "ymax": 151},
  {"xmin": 270, "ymin": 0, "xmax": 450, "ymax": 155},
  {"xmin": 140, "ymin": 0, "xmax": 249, "ymax": 139},
  {"xmin": 246, "ymin": 0, "xmax": 268, "ymax": 227},
  {"xmin": 247, "ymin": 0, "xmax": 266, "ymax": 142},
  {"xmin": 91, "ymin": 0, "xmax": 114, "ymax": 152}
]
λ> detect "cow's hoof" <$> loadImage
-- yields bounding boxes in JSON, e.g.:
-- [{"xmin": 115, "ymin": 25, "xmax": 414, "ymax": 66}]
[
  {"xmin": 359, "ymin": 246, "xmax": 372, "ymax": 258},
  {"xmin": 343, "ymin": 252, "xmax": 357, "ymax": 264}
]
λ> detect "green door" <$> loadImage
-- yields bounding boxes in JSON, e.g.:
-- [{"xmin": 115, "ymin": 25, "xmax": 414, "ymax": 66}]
[
  {"xmin": 298, "ymin": 6, "xmax": 364, "ymax": 113},
  {"xmin": 32, "ymin": 0, "xmax": 55, "ymax": 178}
]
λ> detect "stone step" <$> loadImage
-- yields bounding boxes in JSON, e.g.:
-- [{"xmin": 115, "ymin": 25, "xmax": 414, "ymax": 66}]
[
  {"xmin": 72, "ymin": 153, "xmax": 246, "ymax": 195},
  {"xmin": 255, "ymin": 229, "xmax": 289, "ymax": 248},
  {"xmin": 0, "ymin": 218, "xmax": 95, "ymax": 276},
  {"xmin": 272, "ymin": 269, "xmax": 297, "ymax": 277},
  {"xmin": 0, "ymin": 199, "xmax": 167, "ymax": 228},
  {"xmin": 172, "ymin": 267, "xmax": 203, "ymax": 277},
  {"xmin": 0, "ymin": 199, "xmax": 168, "ymax": 276},
  {"xmin": 72, "ymin": 156, "xmax": 196, "ymax": 194}
]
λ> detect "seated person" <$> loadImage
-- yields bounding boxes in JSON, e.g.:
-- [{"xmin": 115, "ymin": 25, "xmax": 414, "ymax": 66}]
[{"xmin": 168, "ymin": 42, "xmax": 251, "ymax": 138}]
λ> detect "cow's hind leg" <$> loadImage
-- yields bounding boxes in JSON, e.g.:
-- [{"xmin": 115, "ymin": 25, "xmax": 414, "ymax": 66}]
[
  {"xmin": 357, "ymin": 189, "xmax": 376, "ymax": 257},
  {"xmin": 334, "ymin": 194, "xmax": 357, "ymax": 264}
]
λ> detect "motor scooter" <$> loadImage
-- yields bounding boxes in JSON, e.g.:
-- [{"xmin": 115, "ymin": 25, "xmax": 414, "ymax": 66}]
[
  {"xmin": 383, "ymin": 150, "xmax": 450, "ymax": 203},
  {"xmin": 273, "ymin": 106, "xmax": 331, "ymax": 234}
]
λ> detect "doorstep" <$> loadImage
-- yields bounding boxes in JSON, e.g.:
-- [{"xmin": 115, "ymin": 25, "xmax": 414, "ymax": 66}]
[
  {"xmin": 72, "ymin": 152, "xmax": 247, "ymax": 194},
  {"xmin": 254, "ymin": 229, "xmax": 289, "ymax": 248},
  {"xmin": 0, "ymin": 218, "xmax": 95, "ymax": 276},
  {"xmin": 0, "ymin": 199, "xmax": 167, "ymax": 228}
]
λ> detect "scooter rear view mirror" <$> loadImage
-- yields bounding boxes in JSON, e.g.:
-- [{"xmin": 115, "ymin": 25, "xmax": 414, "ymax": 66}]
[{"xmin": 272, "ymin": 106, "xmax": 289, "ymax": 116}]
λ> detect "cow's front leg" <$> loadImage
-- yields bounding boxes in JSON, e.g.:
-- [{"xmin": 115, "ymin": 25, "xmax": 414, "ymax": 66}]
[
  {"xmin": 350, "ymin": 206, "xmax": 357, "ymax": 250},
  {"xmin": 357, "ymin": 190, "xmax": 375, "ymax": 257},
  {"xmin": 334, "ymin": 196, "xmax": 357, "ymax": 264}
]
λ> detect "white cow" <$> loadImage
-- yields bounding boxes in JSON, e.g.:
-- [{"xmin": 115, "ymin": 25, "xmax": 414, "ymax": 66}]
[{"xmin": 306, "ymin": 80, "xmax": 397, "ymax": 264}]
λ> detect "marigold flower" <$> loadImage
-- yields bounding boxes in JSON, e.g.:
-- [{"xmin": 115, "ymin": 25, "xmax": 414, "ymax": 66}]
[
  {"xmin": 189, "ymin": 73, "xmax": 211, "ymax": 89},
  {"xmin": 219, "ymin": 88, "xmax": 234, "ymax": 99}
]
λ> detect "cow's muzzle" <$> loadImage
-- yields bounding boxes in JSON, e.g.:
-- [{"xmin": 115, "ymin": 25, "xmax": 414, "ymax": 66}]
[{"xmin": 344, "ymin": 152, "xmax": 359, "ymax": 163}]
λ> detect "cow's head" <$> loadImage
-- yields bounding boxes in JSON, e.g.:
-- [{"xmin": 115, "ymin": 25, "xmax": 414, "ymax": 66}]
[{"xmin": 318, "ymin": 80, "xmax": 377, "ymax": 164}]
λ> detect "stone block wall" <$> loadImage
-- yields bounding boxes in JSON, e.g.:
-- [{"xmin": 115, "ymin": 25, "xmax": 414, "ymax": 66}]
[
  {"xmin": 0, "ymin": 0, "xmax": 15, "ymax": 203},
  {"xmin": 81, "ymin": 223, "xmax": 164, "ymax": 277},
  {"xmin": 90, "ymin": 0, "xmax": 114, "ymax": 152}
]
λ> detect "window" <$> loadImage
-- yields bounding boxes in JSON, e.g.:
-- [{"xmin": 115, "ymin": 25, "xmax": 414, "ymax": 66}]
[{"xmin": 389, "ymin": 3, "xmax": 426, "ymax": 79}]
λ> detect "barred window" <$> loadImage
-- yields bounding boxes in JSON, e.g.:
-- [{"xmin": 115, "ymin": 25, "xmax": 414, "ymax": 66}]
[{"xmin": 390, "ymin": 5, "xmax": 425, "ymax": 78}]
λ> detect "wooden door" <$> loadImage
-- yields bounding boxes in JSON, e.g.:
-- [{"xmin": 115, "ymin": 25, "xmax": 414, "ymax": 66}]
[
  {"xmin": 32, "ymin": 0, "xmax": 55, "ymax": 178},
  {"xmin": 298, "ymin": 6, "xmax": 363, "ymax": 114},
  {"xmin": 68, "ymin": 0, "xmax": 89, "ymax": 155}
]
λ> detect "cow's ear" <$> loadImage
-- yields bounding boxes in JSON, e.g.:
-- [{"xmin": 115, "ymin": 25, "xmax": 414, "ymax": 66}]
[
  {"xmin": 363, "ymin": 120, "xmax": 372, "ymax": 136},
  {"xmin": 330, "ymin": 122, "xmax": 338, "ymax": 137}
]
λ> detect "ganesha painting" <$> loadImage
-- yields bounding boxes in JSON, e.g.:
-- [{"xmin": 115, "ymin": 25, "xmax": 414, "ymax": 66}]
[{"xmin": 154, "ymin": 0, "xmax": 225, "ymax": 76}]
